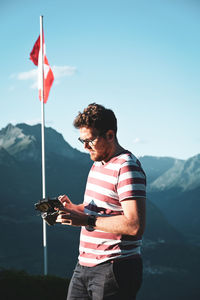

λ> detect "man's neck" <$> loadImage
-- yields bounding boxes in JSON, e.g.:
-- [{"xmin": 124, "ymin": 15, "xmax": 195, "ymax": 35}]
[{"xmin": 102, "ymin": 144, "xmax": 125, "ymax": 164}]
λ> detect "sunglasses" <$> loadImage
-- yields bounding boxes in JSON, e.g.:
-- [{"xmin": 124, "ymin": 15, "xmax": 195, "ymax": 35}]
[{"xmin": 78, "ymin": 136, "xmax": 99, "ymax": 147}]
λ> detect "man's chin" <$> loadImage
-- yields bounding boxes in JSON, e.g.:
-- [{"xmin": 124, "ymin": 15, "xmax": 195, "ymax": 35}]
[{"xmin": 90, "ymin": 152, "xmax": 102, "ymax": 162}]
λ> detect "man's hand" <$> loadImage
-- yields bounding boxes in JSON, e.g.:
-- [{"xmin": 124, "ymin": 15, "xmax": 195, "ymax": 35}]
[
  {"xmin": 58, "ymin": 195, "xmax": 84, "ymax": 213},
  {"xmin": 56, "ymin": 207, "xmax": 88, "ymax": 227},
  {"xmin": 58, "ymin": 195, "xmax": 74, "ymax": 209}
]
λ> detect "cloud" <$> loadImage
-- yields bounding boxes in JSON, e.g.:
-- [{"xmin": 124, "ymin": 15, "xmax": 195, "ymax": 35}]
[
  {"xmin": 17, "ymin": 69, "xmax": 37, "ymax": 81},
  {"xmin": 13, "ymin": 65, "xmax": 77, "ymax": 89},
  {"xmin": 14, "ymin": 69, "xmax": 38, "ymax": 89},
  {"xmin": 52, "ymin": 65, "xmax": 77, "ymax": 78},
  {"xmin": 133, "ymin": 137, "xmax": 148, "ymax": 144}
]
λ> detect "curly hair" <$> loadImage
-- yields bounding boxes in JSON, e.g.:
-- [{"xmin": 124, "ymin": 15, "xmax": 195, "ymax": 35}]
[{"xmin": 73, "ymin": 103, "xmax": 117, "ymax": 136}]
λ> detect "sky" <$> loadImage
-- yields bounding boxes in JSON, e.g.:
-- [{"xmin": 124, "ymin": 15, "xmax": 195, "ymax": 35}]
[{"xmin": 1, "ymin": 0, "xmax": 200, "ymax": 160}]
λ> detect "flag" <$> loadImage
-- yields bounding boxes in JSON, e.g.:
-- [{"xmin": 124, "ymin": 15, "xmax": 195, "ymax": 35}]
[{"xmin": 30, "ymin": 33, "xmax": 54, "ymax": 103}]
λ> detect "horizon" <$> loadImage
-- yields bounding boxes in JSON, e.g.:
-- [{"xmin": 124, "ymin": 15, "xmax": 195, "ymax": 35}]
[
  {"xmin": 1, "ymin": 0, "xmax": 200, "ymax": 160},
  {"xmin": 1, "ymin": 121, "xmax": 199, "ymax": 161}
]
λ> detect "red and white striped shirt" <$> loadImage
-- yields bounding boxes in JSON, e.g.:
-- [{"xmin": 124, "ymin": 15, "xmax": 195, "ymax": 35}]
[{"xmin": 78, "ymin": 151, "xmax": 146, "ymax": 267}]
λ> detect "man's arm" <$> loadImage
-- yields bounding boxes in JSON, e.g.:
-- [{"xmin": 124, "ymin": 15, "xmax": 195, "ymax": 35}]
[
  {"xmin": 95, "ymin": 198, "xmax": 145, "ymax": 237},
  {"xmin": 57, "ymin": 197, "xmax": 146, "ymax": 237}
]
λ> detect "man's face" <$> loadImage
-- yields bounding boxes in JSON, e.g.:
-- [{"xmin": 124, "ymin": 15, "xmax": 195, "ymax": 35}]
[{"xmin": 79, "ymin": 127, "xmax": 111, "ymax": 162}]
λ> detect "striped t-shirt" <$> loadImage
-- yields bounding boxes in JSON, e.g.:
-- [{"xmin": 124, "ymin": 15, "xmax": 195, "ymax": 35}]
[{"xmin": 78, "ymin": 150, "xmax": 146, "ymax": 267}]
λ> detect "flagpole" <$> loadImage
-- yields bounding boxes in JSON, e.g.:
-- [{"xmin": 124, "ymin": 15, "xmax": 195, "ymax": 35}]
[{"xmin": 40, "ymin": 15, "xmax": 48, "ymax": 276}]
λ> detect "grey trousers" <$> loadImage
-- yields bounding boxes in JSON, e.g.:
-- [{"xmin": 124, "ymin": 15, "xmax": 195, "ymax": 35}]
[{"xmin": 67, "ymin": 257, "xmax": 143, "ymax": 300}]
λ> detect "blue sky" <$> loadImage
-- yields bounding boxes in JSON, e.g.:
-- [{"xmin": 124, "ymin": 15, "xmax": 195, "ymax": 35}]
[{"xmin": 1, "ymin": 0, "xmax": 200, "ymax": 159}]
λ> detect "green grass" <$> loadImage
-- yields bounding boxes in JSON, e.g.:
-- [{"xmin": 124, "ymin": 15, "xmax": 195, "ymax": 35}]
[{"xmin": 0, "ymin": 269, "xmax": 70, "ymax": 300}]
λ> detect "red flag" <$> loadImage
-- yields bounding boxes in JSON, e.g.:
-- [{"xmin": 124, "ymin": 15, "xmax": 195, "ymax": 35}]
[{"xmin": 30, "ymin": 34, "xmax": 54, "ymax": 103}]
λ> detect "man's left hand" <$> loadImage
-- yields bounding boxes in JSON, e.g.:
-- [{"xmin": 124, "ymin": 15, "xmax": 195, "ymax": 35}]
[{"xmin": 56, "ymin": 208, "xmax": 88, "ymax": 227}]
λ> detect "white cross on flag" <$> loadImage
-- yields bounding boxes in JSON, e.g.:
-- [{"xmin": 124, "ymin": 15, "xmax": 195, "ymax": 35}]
[{"xmin": 30, "ymin": 33, "xmax": 54, "ymax": 103}]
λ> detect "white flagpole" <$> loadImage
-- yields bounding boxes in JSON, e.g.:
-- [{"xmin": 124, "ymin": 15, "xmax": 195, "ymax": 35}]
[{"xmin": 40, "ymin": 15, "xmax": 48, "ymax": 276}]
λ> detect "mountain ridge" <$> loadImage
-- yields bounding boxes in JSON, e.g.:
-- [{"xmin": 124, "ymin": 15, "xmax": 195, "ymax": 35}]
[
  {"xmin": 149, "ymin": 153, "xmax": 200, "ymax": 192},
  {"xmin": 0, "ymin": 123, "xmax": 90, "ymax": 162},
  {"xmin": 0, "ymin": 123, "xmax": 199, "ymax": 279},
  {"xmin": 1, "ymin": 123, "xmax": 199, "ymax": 195}
]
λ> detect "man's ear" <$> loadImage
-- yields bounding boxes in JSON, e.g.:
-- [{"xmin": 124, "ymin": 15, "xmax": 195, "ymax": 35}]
[{"xmin": 106, "ymin": 130, "xmax": 115, "ymax": 141}]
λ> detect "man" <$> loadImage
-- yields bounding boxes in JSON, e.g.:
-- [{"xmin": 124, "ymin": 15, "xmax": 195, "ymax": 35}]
[{"xmin": 56, "ymin": 103, "xmax": 146, "ymax": 300}]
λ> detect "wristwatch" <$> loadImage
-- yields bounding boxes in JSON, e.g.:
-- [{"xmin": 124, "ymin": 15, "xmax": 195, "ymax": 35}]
[{"xmin": 85, "ymin": 215, "xmax": 97, "ymax": 231}]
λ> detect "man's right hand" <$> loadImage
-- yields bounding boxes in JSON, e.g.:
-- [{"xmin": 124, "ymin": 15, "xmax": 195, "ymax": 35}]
[
  {"xmin": 58, "ymin": 195, "xmax": 74, "ymax": 210},
  {"xmin": 58, "ymin": 195, "xmax": 84, "ymax": 213}
]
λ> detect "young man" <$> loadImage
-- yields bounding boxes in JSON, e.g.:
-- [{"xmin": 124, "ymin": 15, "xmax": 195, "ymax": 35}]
[{"xmin": 56, "ymin": 103, "xmax": 146, "ymax": 300}]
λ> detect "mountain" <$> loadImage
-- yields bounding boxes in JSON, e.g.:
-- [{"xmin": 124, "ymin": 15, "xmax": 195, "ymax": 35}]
[
  {"xmin": 0, "ymin": 123, "xmax": 87, "ymax": 162},
  {"xmin": 0, "ymin": 123, "xmax": 92, "ymax": 214},
  {"xmin": 149, "ymin": 154, "xmax": 200, "ymax": 191},
  {"xmin": 139, "ymin": 155, "xmax": 183, "ymax": 184},
  {"xmin": 143, "ymin": 154, "xmax": 200, "ymax": 239},
  {"xmin": 0, "ymin": 123, "xmax": 183, "ymax": 239},
  {"xmin": 0, "ymin": 123, "xmax": 199, "ymax": 300},
  {"xmin": 0, "ymin": 123, "xmax": 92, "ymax": 277},
  {"xmin": 137, "ymin": 154, "xmax": 200, "ymax": 299}
]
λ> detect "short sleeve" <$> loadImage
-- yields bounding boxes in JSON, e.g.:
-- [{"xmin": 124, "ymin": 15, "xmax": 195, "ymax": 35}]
[{"xmin": 117, "ymin": 160, "xmax": 146, "ymax": 202}]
